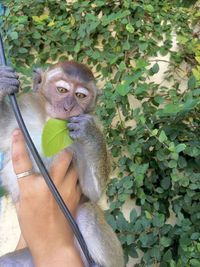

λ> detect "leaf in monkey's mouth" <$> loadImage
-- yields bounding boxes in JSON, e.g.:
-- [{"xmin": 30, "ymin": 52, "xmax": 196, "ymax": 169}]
[{"xmin": 42, "ymin": 118, "xmax": 73, "ymax": 157}]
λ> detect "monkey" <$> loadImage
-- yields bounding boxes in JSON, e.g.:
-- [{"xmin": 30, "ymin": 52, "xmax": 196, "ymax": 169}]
[{"xmin": 0, "ymin": 62, "xmax": 124, "ymax": 267}]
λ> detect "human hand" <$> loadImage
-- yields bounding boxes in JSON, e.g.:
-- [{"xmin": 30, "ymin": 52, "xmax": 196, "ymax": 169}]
[{"xmin": 12, "ymin": 129, "xmax": 83, "ymax": 267}]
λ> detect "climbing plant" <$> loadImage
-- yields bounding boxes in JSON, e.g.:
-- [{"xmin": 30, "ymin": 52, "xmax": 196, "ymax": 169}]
[{"xmin": 1, "ymin": 0, "xmax": 200, "ymax": 266}]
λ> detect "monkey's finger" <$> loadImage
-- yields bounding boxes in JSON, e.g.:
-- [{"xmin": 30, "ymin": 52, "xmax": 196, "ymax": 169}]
[
  {"xmin": 0, "ymin": 85, "xmax": 19, "ymax": 95},
  {"xmin": 49, "ymin": 150, "xmax": 74, "ymax": 182},
  {"xmin": 11, "ymin": 129, "xmax": 33, "ymax": 176},
  {"xmin": 68, "ymin": 116, "xmax": 82, "ymax": 123},
  {"xmin": 69, "ymin": 114, "xmax": 93, "ymax": 123},
  {"xmin": 0, "ymin": 77, "xmax": 20, "ymax": 86},
  {"xmin": 0, "ymin": 71, "xmax": 19, "ymax": 79},
  {"xmin": 0, "ymin": 66, "xmax": 15, "ymax": 73},
  {"xmin": 67, "ymin": 122, "xmax": 80, "ymax": 131},
  {"xmin": 69, "ymin": 130, "xmax": 82, "ymax": 140}
]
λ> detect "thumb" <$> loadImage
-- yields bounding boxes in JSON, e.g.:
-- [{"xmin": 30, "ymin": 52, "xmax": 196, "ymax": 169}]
[{"xmin": 12, "ymin": 129, "xmax": 33, "ymax": 185}]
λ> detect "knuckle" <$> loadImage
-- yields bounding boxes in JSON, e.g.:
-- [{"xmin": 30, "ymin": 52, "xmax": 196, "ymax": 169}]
[
  {"xmin": 12, "ymin": 152, "xmax": 24, "ymax": 164},
  {"xmin": 69, "ymin": 133, "xmax": 76, "ymax": 139},
  {"xmin": 68, "ymin": 123, "xmax": 75, "ymax": 130}
]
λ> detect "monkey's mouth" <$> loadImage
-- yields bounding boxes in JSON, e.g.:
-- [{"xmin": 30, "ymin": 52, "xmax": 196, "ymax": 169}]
[{"xmin": 47, "ymin": 104, "xmax": 84, "ymax": 120}]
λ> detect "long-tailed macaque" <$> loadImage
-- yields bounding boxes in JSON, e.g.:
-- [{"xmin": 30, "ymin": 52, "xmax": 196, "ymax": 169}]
[{"xmin": 0, "ymin": 62, "xmax": 124, "ymax": 267}]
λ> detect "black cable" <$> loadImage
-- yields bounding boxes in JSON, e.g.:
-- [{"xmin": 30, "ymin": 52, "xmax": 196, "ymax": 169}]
[{"xmin": 0, "ymin": 25, "xmax": 96, "ymax": 267}]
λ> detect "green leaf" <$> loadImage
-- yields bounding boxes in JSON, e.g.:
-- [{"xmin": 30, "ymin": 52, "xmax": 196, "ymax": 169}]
[
  {"xmin": 136, "ymin": 59, "xmax": 148, "ymax": 69},
  {"xmin": 182, "ymin": 97, "xmax": 199, "ymax": 111},
  {"xmin": 42, "ymin": 119, "xmax": 73, "ymax": 157},
  {"xmin": 150, "ymin": 246, "xmax": 161, "ymax": 260},
  {"xmin": 32, "ymin": 32, "xmax": 41, "ymax": 39},
  {"xmin": 149, "ymin": 63, "xmax": 159, "ymax": 75},
  {"xmin": 158, "ymin": 130, "xmax": 168, "ymax": 142},
  {"xmin": 126, "ymin": 235, "xmax": 135, "ymax": 245},
  {"xmin": 101, "ymin": 10, "xmax": 131, "ymax": 26},
  {"xmin": 18, "ymin": 47, "xmax": 28, "ymax": 54},
  {"xmin": 187, "ymin": 75, "xmax": 196, "ymax": 89},
  {"xmin": 168, "ymin": 160, "xmax": 177, "ymax": 168},
  {"xmin": 152, "ymin": 129, "xmax": 158, "ymax": 136},
  {"xmin": 154, "ymin": 95, "xmax": 164, "ymax": 104},
  {"xmin": 145, "ymin": 4, "xmax": 155, "ymax": 13},
  {"xmin": 123, "ymin": 176, "xmax": 133, "ymax": 189},
  {"xmin": 118, "ymin": 193, "xmax": 129, "ymax": 202},
  {"xmin": 139, "ymin": 233, "xmax": 148, "ymax": 247},
  {"xmin": 163, "ymin": 250, "xmax": 172, "ymax": 262},
  {"xmin": 10, "ymin": 31, "xmax": 18, "ymax": 40},
  {"xmin": 118, "ymin": 62, "xmax": 126, "ymax": 71},
  {"xmin": 74, "ymin": 42, "xmax": 81, "ymax": 53},
  {"xmin": 152, "ymin": 213, "xmax": 165, "ymax": 227},
  {"xmin": 130, "ymin": 209, "xmax": 137, "ymax": 222},
  {"xmin": 191, "ymin": 232, "xmax": 200, "ymax": 240},
  {"xmin": 175, "ymin": 144, "xmax": 186, "ymax": 153},
  {"xmin": 127, "ymin": 244, "xmax": 138, "ymax": 258},
  {"xmin": 161, "ymin": 177, "xmax": 171, "ymax": 190},
  {"xmin": 135, "ymin": 174, "xmax": 144, "ymax": 186},
  {"xmin": 139, "ymin": 42, "xmax": 148, "ymax": 51},
  {"xmin": 190, "ymin": 259, "xmax": 200, "ymax": 267},
  {"xmin": 106, "ymin": 213, "xmax": 117, "ymax": 231},
  {"xmin": 145, "ymin": 210, "xmax": 152, "ymax": 219},
  {"xmin": 116, "ymin": 81, "xmax": 130, "ymax": 96},
  {"xmin": 126, "ymin": 23, "xmax": 135, "ymax": 33},
  {"xmin": 123, "ymin": 41, "xmax": 130, "ymax": 50},
  {"xmin": 160, "ymin": 237, "xmax": 172, "ymax": 247},
  {"xmin": 162, "ymin": 103, "xmax": 183, "ymax": 114}
]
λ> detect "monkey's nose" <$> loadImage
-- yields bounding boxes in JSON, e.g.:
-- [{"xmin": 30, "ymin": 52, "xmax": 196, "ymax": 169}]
[{"xmin": 64, "ymin": 103, "xmax": 74, "ymax": 112}]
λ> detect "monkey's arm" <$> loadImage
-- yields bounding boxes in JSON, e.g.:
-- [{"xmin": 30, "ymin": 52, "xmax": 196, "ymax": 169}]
[{"xmin": 68, "ymin": 114, "xmax": 110, "ymax": 202}]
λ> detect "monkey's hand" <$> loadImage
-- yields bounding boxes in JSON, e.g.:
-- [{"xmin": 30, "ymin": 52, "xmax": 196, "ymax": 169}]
[
  {"xmin": 68, "ymin": 114, "xmax": 102, "ymax": 144},
  {"xmin": 0, "ymin": 66, "xmax": 20, "ymax": 100}
]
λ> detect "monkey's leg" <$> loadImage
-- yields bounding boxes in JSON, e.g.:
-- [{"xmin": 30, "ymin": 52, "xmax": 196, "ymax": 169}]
[
  {"xmin": 0, "ymin": 248, "xmax": 34, "ymax": 267},
  {"xmin": 76, "ymin": 202, "xmax": 124, "ymax": 267}
]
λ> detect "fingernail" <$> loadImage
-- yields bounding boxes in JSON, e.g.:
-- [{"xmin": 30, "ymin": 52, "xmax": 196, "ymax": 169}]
[{"xmin": 13, "ymin": 129, "xmax": 21, "ymax": 137}]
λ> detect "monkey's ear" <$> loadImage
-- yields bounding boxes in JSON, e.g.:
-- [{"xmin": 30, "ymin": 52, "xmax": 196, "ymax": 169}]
[
  {"xmin": 97, "ymin": 89, "xmax": 103, "ymax": 97},
  {"xmin": 32, "ymin": 68, "xmax": 43, "ymax": 92}
]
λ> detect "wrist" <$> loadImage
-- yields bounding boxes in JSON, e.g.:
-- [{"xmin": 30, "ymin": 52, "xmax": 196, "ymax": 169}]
[{"xmin": 33, "ymin": 245, "xmax": 83, "ymax": 267}]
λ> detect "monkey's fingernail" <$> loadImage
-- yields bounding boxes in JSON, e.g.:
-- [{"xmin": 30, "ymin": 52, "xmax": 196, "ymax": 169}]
[{"xmin": 13, "ymin": 129, "xmax": 21, "ymax": 137}]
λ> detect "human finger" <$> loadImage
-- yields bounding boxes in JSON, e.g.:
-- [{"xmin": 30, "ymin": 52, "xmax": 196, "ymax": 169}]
[
  {"xmin": 49, "ymin": 149, "xmax": 74, "ymax": 183},
  {"xmin": 62, "ymin": 163, "xmax": 79, "ymax": 189},
  {"xmin": 76, "ymin": 183, "xmax": 82, "ymax": 198},
  {"xmin": 11, "ymin": 129, "xmax": 33, "ymax": 178}
]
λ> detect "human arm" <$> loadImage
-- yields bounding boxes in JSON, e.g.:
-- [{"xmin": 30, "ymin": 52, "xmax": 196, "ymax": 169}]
[{"xmin": 12, "ymin": 129, "xmax": 84, "ymax": 267}]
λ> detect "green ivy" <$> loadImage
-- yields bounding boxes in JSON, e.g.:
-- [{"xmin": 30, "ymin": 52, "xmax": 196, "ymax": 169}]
[{"xmin": 1, "ymin": 0, "xmax": 200, "ymax": 266}]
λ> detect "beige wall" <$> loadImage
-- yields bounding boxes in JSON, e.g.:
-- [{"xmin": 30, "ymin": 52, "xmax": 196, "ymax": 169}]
[{"xmin": 0, "ymin": 196, "xmax": 20, "ymax": 255}]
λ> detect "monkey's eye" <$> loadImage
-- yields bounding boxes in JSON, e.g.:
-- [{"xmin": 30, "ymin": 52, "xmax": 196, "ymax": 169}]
[
  {"xmin": 75, "ymin": 92, "xmax": 87, "ymax": 99},
  {"xmin": 57, "ymin": 87, "xmax": 68, "ymax": 93},
  {"xmin": 75, "ymin": 87, "xmax": 89, "ymax": 99}
]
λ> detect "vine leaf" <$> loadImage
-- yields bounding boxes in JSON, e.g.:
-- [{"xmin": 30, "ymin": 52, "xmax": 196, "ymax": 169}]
[{"xmin": 42, "ymin": 119, "xmax": 73, "ymax": 157}]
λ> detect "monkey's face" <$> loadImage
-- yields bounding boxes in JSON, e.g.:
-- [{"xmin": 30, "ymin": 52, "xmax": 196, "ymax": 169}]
[{"xmin": 42, "ymin": 68, "xmax": 95, "ymax": 120}]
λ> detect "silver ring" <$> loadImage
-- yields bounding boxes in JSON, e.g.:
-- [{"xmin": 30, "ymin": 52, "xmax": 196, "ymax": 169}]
[{"xmin": 16, "ymin": 169, "xmax": 34, "ymax": 179}]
